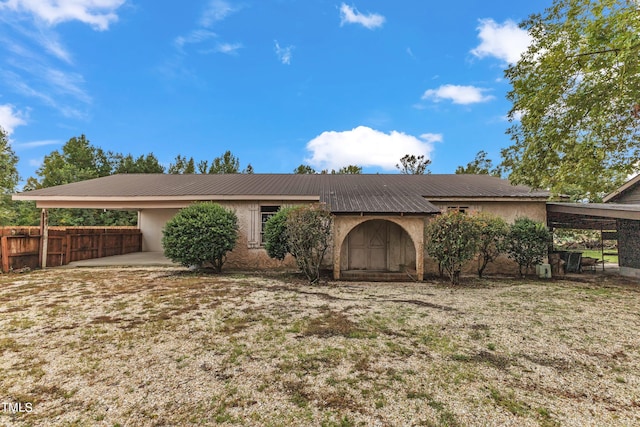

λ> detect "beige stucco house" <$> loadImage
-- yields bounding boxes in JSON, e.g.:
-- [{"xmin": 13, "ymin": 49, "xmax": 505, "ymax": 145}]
[{"xmin": 13, "ymin": 173, "xmax": 550, "ymax": 280}]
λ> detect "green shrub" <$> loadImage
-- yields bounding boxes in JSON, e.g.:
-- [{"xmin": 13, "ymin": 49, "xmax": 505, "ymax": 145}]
[
  {"xmin": 475, "ymin": 213, "xmax": 508, "ymax": 278},
  {"xmin": 285, "ymin": 204, "xmax": 332, "ymax": 284},
  {"xmin": 263, "ymin": 207, "xmax": 293, "ymax": 261},
  {"xmin": 263, "ymin": 204, "xmax": 332, "ymax": 284},
  {"xmin": 162, "ymin": 203, "xmax": 238, "ymax": 272},
  {"xmin": 506, "ymin": 217, "xmax": 551, "ymax": 277},
  {"xmin": 425, "ymin": 210, "xmax": 481, "ymax": 285}
]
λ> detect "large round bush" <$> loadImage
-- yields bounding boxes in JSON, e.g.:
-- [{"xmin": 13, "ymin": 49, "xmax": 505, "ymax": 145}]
[{"xmin": 162, "ymin": 203, "xmax": 239, "ymax": 272}]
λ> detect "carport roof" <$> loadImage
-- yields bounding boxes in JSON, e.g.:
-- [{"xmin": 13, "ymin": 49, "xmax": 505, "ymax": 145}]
[
  {"xmin": 546, "ymin": 202, "xmax": 640, "ymax": 230},
  {"xmin": 14, "ymin": 173, "xmax": 550, "ymax": 214}
]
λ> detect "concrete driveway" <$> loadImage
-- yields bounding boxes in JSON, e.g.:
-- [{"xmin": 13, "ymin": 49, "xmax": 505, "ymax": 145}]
[{"xmin": 66, "ymin": 252, "xmax": 180, "ymax": 267}]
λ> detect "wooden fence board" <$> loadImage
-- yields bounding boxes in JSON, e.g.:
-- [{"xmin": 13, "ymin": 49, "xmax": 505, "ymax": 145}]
[{"xmin": 0, "ymin": 227, "xmax": 142, "ymax": 272}]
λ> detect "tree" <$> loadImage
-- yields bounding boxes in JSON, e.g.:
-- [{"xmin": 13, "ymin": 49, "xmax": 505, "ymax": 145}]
[
  {"xmin": 35, "ymin": 134, "xmax": 112, "ymax": 188},
  {"xmin": 263, "ymin": 207, "xmax": 293, "ymax": 261},
  {"xmin": 31, "ymin": 135, "xmax": 137, "ymax": 226},
  {"xmin": 162, "ymin": 203, "xmax": 239, "ymax": 272},
  {"xmin": 209, "ymin": 150, "xmax": 240, "ymax": 174},
  {"xmin": 169, "ymin": 155, "xmax": 196, "ymax": 174},
  {"xmin": 502, "ymin": 0, "xmax": 640, "ymax": 201},
  {"xmin": 177, "ymin": 151, "xmax": 246, "ymax": 174},
  {"xmin": 293, "ymin": 164, "xmax": 317, "ymax": 174},
  {"xmin": 0, "ymin": 127, "xmax": 19, "ymax": 194},
  {"xmin": 285, "ymin": 204, "xmax": 332, "ymax": 284},
  {"xmin": 425, "ymin": 210, "xmax": 481, "ymax": 285},
  {"xmin": 334, "ymin": 165, "xmax": 362, "ymax": 174},
  {"xmin": 474, "ymin": 213, "xmax": 508, "ymax": 278},
  {"xmin": 113, "ymin": 153, "xmax": 165, "ymax": 174},
  {"xmin": 506, "ymin": 217, "xmax": 552, "ymax": 278},
  {"xmin": 455, "ymin": 151, "xmax": 502, "ymax": 177},
  {"xmin": 396, "ymin": 154, "xmax": 431, "ymax": 174},
  {"xmin": 0, "ymin": 127, "xmax": 19, "ymax": 225}
]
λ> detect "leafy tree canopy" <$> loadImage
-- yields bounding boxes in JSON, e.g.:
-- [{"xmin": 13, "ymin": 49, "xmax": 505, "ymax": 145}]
[
  {"xmin": 502, "ymin": 0, "xmax": 640, "ymax": 201},
  {"xmin": 0, "ymin": 127, "xmax": 19, "ymax": 194},
  {"xmin": 396, "ymin": 154, "xmax": 431, "ymax": 174},
  {"xmin": 293, "ymin": 164, "xmax": 316, "ymax": 174},
  {"xmin": 293, "ymin": 164, "xmax": 362, "ymax": 174},
  {"xmin": 0, "ymin": 127, "xmax": 20, "ymax": 225},
  {"xmin": 169, "ymin": 155, "xmax": 196, "ymax": 174},
  {"xmin": 456, "ymin": 151, "xmax": 502, "ymax": 177},
  {"xmin": 173, "ymin": 151, "xmax": 247, "ymax": 174},
  {"xmin": 113, "ymin": 153, "xmax": 165, "ymax": 174},
  {"xmin": 35, "ymin": 134, "xmax": 111, "ymax": 188},
  {"xmin": 334, "ymin": 165, "xmax": 362, "ymax": 174}
]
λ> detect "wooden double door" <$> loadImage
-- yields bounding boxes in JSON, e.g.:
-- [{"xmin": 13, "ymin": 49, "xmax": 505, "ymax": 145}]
[{"xmin": 347, "ymin": 220, "xmax": 388, "ymax": 271}]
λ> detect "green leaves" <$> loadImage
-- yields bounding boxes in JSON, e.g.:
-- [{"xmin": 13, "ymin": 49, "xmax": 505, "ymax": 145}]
[
  {"xmin": 396, "ymin": 154, "xmax": 431, "ymax": 175},
  {"xmin": 162, "ymin": 203, "xmax": 239, "ymax": 272},
  {"xmin": 503, "ymin": 0, "xmax": 639, "ymax": 201},
  {"xmin": 263, "ymin": 208, "xmax": 293, "ymax": 261},
  {"xmin": 263, "ymin": 205, "xmax": 332, "ymax": 283},
  {"xmin": 506, "ymin": 218, "xmax": 552, "ymax": 277},
  {"xmin": 0, "ymin": 127, "xmax": 19, "ymax": 195},
  {"xmin": 425, "ymin": 210, "xmax": 481, "ymax": 285}
]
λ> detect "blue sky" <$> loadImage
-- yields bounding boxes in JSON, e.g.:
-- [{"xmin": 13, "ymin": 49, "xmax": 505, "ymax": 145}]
[{"xmin": 0, "ymin": 0, "xmax": 552, "ymax": 184}]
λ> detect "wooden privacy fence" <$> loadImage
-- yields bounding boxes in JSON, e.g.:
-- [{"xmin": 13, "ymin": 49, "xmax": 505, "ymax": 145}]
[{"xmin": 0, "ymin": 227, "xmax": 142, "ymax": 272}]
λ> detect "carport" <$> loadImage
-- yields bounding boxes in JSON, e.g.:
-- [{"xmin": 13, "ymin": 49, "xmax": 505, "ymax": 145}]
[{"xmin": 547, "ymin": 203, "xmax": 640, "ymax": 278}]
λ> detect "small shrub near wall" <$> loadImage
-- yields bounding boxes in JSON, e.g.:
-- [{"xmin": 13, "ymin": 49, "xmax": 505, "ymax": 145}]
[
  {"xmin": 506, "ymin": 217, "xmax": 552, "ymax": 277},
  {"xmin": 263, "ymin": 204, "xmax": 332, "ymax": 284},
  {"xmin": 263, "ymin": 207, "xmax": 293, "ymax": 261},
  {"xmin": 475, "ymin": 213, "xmax": 509, "ymax": 278},
  {"xmin": 162, "ymin": 203, "xmax": 239, "ymax": 272},
  {"xmin": 425, "ymin": 210, "xmax": 480, "ymax": 285}
]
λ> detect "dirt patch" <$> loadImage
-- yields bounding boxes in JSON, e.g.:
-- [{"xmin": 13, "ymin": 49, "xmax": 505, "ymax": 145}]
[{"xmin": 0, "ymin": 267, "xmax": 639, "ymax": 426}]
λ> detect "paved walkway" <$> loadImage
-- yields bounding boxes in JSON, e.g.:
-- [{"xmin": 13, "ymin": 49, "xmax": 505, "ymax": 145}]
[{"xmin": 66, "ymin": 252, "xmax": 180, "ymax": 267}]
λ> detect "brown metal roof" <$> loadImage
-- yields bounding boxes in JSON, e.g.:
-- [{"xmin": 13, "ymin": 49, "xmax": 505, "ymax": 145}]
[{"xmin": 14, "ymin": 173, "xmax": 549, "ymax": 214}]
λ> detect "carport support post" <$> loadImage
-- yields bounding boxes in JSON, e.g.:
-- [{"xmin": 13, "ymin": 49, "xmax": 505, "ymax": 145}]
[{"xmin": 40, "ymin": 208, "xmax": 49, "ymax": 269}]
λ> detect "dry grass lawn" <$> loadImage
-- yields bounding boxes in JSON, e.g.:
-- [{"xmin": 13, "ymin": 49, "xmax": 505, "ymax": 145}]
[{"xmin": 0, "ymin": 267, "xmax": 639, "ymax": 426}]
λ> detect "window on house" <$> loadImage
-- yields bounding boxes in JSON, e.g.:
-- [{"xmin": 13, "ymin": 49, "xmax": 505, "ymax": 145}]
[
  {"xmin": 447, "ymin": 206, "xmax": 469, "ymax": 214},
  {"xmin": 260, "ymin": 206, "xmax": 280, "ymax": 245}
]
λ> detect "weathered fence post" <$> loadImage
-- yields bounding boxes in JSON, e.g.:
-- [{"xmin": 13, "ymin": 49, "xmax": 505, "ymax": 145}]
[
  {"xmin": 1, "ymin": 236, "xmax": 9, "ymax": 273},
  {"xmin": 40, "ymin": 209, "xmax": 49, "ymax": 269}
]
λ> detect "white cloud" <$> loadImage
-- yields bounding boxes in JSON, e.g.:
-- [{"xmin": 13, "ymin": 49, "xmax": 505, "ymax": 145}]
[
  {"xmin": 0, "ymin": 0, "xmax": 126, "ymax": 30},
  {"xmin": 304, "ymin": 126, "xmax": 436, "ymax": 171},
  {"xmin": 339, "ymin": 3, "xmax": 385, "ymax": 29},
  {"xmin": 422, "ymin": 84, "xmax": 494, "ymax": 105},
  {"xmin": 419, "ymin": 133, "xmax": 443, "ymax": 143},
  {"xmin": 13, "ymin": 139, "xmax": 60, "ymax": 149},
  {"xmin": 174, "ymin": 30, "xmax": 218, "ymax": 50},
  {"xmin": 214, "ymin": 42, "xmax": 242, "ymax": 55},
  {"xmin": 471, "ymin": 18, "xmax": 531, "ymax": 64},
  {"xmin": 29, "ymin": 157, "xmax": 43, "ymax": 167},
  {"xmin": 2, "ymin": 69, "xmax": 87, "ymax": 119},
  {"xmin": 201, "ymin": 0, "xmax": 239, "ymax": 27},
  {"xmin": 509, "ymin": 110, "xmax": 524, "ymax": 122},
  {"xmin": 274, "ymin": 41, "xmax": 294, "ymax": 65},
  {"xmin": 174, "ymin": 1, "xmax": 241, "ymax": 56},
  {"xmin": 44, "ymin": 68, "xmax": 91, "ymax": 104},
  {"xmin": 0, "ymin": 104, "xmax": 27, "ymax": 134}
]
